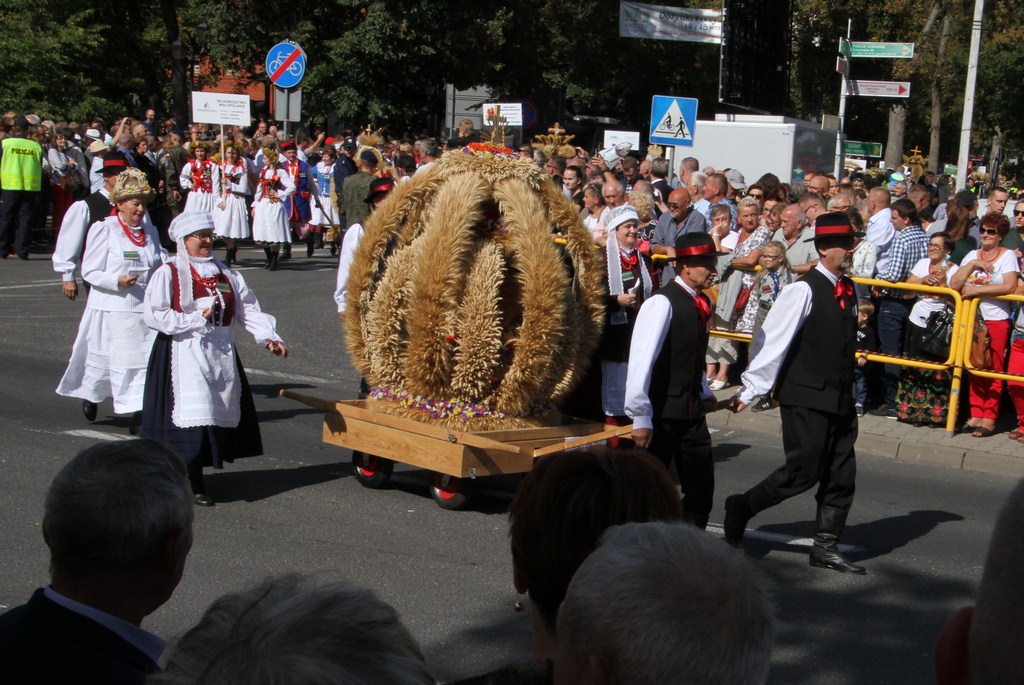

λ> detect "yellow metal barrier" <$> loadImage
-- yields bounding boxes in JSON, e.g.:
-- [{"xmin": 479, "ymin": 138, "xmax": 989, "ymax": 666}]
[{"xmin": 958, "ymin": 293, "xmax": 1024, "ymax": 384}]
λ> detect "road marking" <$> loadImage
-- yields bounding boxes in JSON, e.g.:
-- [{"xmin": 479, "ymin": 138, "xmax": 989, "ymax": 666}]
[
  {"xmin": 243, "ymin": 367, "xmax": 340, "ymax": 385},
  {"xmin": 0, "ymin": 281, "xmax": 59, "ymax": 290},
  {"xmin": 705, "ymin": 523, "xmax": 864, "ymax": 553},
  {"xmin": 62, "ymin": 429, "xmax": 132, "ymax": 441}
]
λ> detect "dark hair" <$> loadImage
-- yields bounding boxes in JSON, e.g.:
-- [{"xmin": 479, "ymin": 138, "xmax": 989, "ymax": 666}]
[
  {"xmin": 891, "ymin": 198, "xmax": 918, "ymax": 225},
  {"xmin": 508, "ymin": 450, "xmax": 682, "ymax": 633},
  {"xmin": 932, "ymin": 231, "xmax": 955, "ymax": 253},
  {"xmin": 397, "ymin": 153, "xmax": 416, "ymax": 174},
  {"xmin": 981, "ymin": 211, "xmax": 1011, "ymax": 237}
]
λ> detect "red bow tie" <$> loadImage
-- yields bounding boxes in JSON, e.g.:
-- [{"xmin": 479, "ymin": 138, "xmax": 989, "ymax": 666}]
[
  {"xmin": 834, "ymin": 280, "xmax": 854, "ymax": 309},
  {"xmin": 694, "ymin": 292, "xmax": 711, "ymax": 324}
]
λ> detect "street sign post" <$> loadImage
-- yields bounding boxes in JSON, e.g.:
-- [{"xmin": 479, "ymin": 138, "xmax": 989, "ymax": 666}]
[
  {"xmin": 849, "ymin": 80, "xmax": 911, "ymax": 98},
  {"xmin": 274, "ymin": 87, "xmax": 302, "ymax": 123},
  {"xmin": 649, "ymin": 95, "xmax": 698, "ymax": 148},
  {"xmin": 843, "ymin": 140, "xmax": 883, "ymax": 157},
  {"xmin": 850, "ymin": 41, "xmax": 915, "ymax": 59},
  {"xmin": 265, "ymin": 42, "xmax": 306, "ymax": 88}
]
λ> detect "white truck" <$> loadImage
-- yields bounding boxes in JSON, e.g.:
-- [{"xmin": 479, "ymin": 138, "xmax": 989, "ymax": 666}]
[{"xmin": 672, "ymin": 113, "xmax": 837, "ymax": 184}]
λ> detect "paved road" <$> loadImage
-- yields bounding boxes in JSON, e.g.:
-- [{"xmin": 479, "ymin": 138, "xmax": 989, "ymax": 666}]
[{"xmin": 0, "ymin": 247, "xmax": 1016, "ymax": 683}]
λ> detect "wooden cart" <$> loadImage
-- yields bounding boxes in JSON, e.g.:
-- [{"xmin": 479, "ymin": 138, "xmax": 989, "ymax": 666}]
[{"xmin": 281, "ymin": 390, "xmax": 633, "ymax": 510}]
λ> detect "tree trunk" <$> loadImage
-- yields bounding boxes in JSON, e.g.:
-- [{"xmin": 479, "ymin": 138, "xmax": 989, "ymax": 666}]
[
  {"xmin": 884, "ymin": 103, "xmax": 907, "ymax": 171},
  {"xmin": 928, "ymin": 12, "xmax": 952, "ymax": 173},
  {"xmin": 158, "ymin": 0, "xmax": 188, "ymax": 125}
]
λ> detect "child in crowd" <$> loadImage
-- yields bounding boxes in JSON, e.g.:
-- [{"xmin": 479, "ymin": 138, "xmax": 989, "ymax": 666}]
[
  {"xmin": 747, "ymin": 241, "xmax": 796, "ymax": 412},
  {"xmin": 855, "ymin": 299, "xmax": 878, "ymax": 416}
]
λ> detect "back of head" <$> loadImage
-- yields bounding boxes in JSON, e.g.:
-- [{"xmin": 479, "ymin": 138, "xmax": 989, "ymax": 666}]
[
  {"xmin": 153, "ymin": 575, "xmax": 433, "ymax": 685},
  {"xmin": 556, "ymin": 522, "xmax": 774, "ymax": 685},
  {"xmin": 508, "ymin": 450, "xmax": 682, "ymax": 633},
  {"xmin": 969, "ymin": 479, "xmax": 1024, "ymax": 685},
  {"xmin": 869, "ymin": 185, "xmax": 891, "ymax": 208},
  {"xmin": 44, "ymin": 439, "xmax": 192, "ymax": 586},
  {"xmin": 650, "ymin": 158, "xmax": 669, "ymax": 178}
]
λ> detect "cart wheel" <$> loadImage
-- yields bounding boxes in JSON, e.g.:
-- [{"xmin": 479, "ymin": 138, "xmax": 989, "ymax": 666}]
[
  {"xmin": 351, "ymin": 452, "xmax": 393, "ymax": 489},
  {"xmin": 429, "ymin": 472, "xmax": 475, "ymax": 510}
]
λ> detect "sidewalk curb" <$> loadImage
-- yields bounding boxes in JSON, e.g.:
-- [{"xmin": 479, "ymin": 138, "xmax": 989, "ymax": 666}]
[{"xmin": 707, "ymin": 392, "xmax": 1024, "ymax": 479}]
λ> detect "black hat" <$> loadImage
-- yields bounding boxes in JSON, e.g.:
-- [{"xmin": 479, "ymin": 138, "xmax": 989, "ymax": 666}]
[
  {"xmin": 803, "ymin": 211, "xmax": 865, "ymax": 242},
  {"xmin": 366, "ymin": 176, "xmax": 396, "ymax": 203},
  {"xmin": 666, "ymin": 232, "xmax": 728, "ymax": 261},
  {"xmin": 341, "ymin": 137, "xmax": 358, "ymax": 151},
  {"xmin": 13, "ymin": 116, "xmax": 29, "ymax": 130},
  {"xmin": 101, "ymin": 151, "xmax": 129, "ymax": 176},
  {"xmin": 359, "ymin": 150, "xmax": 378, "ymax": 165}
]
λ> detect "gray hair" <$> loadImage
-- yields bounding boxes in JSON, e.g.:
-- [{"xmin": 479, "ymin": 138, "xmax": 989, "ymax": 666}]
[
  {"xmin": 44, "ymin": 439, "xmax": 192, "ymax": 584},
  {"xmin": 650, "ymin": 158, "xmax": 670, "ymax": 178},
  {"xmin": 420, "ymin": 139, "xmax": 440, "ymax": 159},
  {"xmin": 558, "ymin": 522, "xmax": 774, "ymax": 685},
  {"xmin": 970, "ymin": 479, "xmax": 1024, "ymax": 684},
  {"xmin": 689, "ymin": 171, "xmax": 707, "ymax": 187},
  {"xmin": 151, "ymin": 575, "xmax": 434, "ymax": 685},
  {"xmin": 737, "ymin": 196, "xmax": 762, "ymax": 213}
]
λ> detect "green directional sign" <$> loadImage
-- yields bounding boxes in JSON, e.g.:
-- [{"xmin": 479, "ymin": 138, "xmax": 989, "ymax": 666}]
[
  {"xmin": 850, "ymin": 42, "xmax": 915, "ymax": 59},
  {"xmin": 844, "ymin": 140, "xmax": 883, "ymax": 157}
]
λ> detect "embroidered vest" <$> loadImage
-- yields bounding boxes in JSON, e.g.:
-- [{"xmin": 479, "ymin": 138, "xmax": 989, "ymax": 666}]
[{"xmin": 169, "ymin": 267, "xmax": 235, "ymax": 326}]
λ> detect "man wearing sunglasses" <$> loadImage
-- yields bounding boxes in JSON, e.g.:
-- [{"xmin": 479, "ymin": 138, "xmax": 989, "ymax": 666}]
[{"xmin": 651, "ymin": 188, "xmax": 710, "ymax": 285}]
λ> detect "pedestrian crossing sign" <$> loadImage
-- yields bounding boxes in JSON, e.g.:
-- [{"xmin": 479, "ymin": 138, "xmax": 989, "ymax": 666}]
[{"xmin": 649, "ymin": 95, "xmax": 698, "ymax": 148}]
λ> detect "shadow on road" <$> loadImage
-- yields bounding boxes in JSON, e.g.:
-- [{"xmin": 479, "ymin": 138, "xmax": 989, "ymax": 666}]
[{"xmin": 208, "ymin": 463, "xmax": 342, "ymax": 503}]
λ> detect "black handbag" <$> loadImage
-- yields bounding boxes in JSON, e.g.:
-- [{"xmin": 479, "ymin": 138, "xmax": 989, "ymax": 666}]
[{"xmin": 919, "ymin": 307, "xmax": 955, "ymax": 358}]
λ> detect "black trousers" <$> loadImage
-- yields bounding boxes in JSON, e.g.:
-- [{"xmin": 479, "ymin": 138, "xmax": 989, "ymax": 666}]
[
  {"xmin": 649, "ymin": 415, "xmax": 714, "ymax": 521},
  {"xmin": 0, "ymin": 189, "xmax": 35, "ymax": 256},
  {"xmin": 747, "ymin": 404, "xmax": 857, "ymax": 516}
]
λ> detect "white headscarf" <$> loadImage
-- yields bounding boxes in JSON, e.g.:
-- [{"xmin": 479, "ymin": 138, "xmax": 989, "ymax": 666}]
[
  {"xmin": 168, "ymin": 211, "xmax": 227, "ymax": 314},
  {"xmin": 604, "ymin": 205, "xmax": 652, "ymax": 325}
]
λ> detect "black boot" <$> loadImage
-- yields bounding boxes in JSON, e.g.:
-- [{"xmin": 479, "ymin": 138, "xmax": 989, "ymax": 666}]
[
  {"xmin": 316, "ymin": 233, "xmax": 324, "ymax": 249},
  {"xmin": 723, "ymin": 494, "xmax": 753, "ymax": 547},
  {"xmin": 128, "ymin": 411, "xmax": 141, "ymax": 435},
  {"xmin": 270, "ymin": 252, "xmax": 279, "ymax": 271},
  {"xmin": 809, "ymin": 505, "xmax": 866, "ymax": 575},
  {"xmin": 683, "ymin": 511, "xmax": 709, "ymax": 531},
  {"xmin": 263, "ymin": 247, "xmax": 273, "ymax": 269},
  {"xmin": 306, "ymin": 234, "xmax": 315, "ymax": 257},
  {"xmin": 225, "ymin": 248, "xmax": 236, "ymax": 266},
  {"xmin": 187, "ymin": 461, "xmax": 214, "ymax": 507},
  {"xmin": 281, "ymin": 242, "xmax": 292, "ymax": 260}
]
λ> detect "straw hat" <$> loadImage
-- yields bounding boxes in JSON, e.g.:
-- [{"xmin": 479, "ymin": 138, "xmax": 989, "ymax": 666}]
[{"xmin": 109, "ymin": 168, "xmax": 155, "ymax": 203}]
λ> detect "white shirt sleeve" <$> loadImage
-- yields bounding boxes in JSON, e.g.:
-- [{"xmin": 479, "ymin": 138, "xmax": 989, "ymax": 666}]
[
  {"xmin": 230, "ymin": 270, "xmax": 283, "ymax": 345},
  {"xmin": 334, "ymin": 224, "xmax": 364, "ymax": 312},
  {"xmin": 738, "ymin": 279, "xmax": 815, "ymax": 404},
  {"xmin": 624, "ymin": 294, "xmax": 672, "ymax": 431},
  {"xmin": 276, "ymin": 168, "xmax": 296, "ymax": 201},
  {"xmin": 80, "ymin": 223, "xmax": 120, "ymax": 291},
  {"xmin": 143, "ymin": 266, "xmax": 208, "ymax": 335},
  {"xmin": 180, "ymin": 162, "xmax": 193, "ymax": 190},
  {"xmin": 52, "ymin": 200, "xmax": 90, "ymax": 281}
]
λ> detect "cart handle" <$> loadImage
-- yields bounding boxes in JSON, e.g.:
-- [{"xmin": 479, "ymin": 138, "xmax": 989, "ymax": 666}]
[{"xmin": 531, "ymin": 424, "xmax": 635, "ymax": 457}]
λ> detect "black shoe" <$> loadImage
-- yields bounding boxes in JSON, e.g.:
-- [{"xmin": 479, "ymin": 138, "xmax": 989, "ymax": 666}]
[
  {"xmin": 330, "ymin": 244, "xmax": 337, "ymax": 256},
  {"xmin": 750, "ymin": 396, "xmax": 773, "ymax": 412},
  {"xmin": 193, "ymin": 493, "xmax": 215, "ymax": 507},
  {"xmin": 128, "ymin": 411, "xmax": 141, "ymax": 435},
  {"xmin": 809, "ymin": 544, "xmax": 866, "ymax": 575},
  {"xmin": 723, "ymin": 494, "xmax": 752, "ymax": 547},
  {"xmin": 868, "ymin": 406, "xmax": 896, "ymax": 419},
  {"xmin": 82, "ymin": 400, "xmax": 97, "ymax": 422},
  {"xmin": 17, "ymin": 253, "xmax": 28, "ymax": 260},
  {"xmin": 306, "ymin": 243, "xmax": 314, "ymax": 258},
  {"xmin": 270, "ymin": 253, "xmax": 279, "ymax": 271}
]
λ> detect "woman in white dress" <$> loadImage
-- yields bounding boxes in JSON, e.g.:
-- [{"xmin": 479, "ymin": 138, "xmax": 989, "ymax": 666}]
[
  {"xmin": 141, "ymin": 211, "xmax": 288, "ymax": 506},
  {"xmin": 251, "ymin": 147, "xmax": 295, "ymax": 271},
  {"xmin": 180, "ymin": 142, "xmax": 221, "ymax": 214},
  {"xmin": 56, "ymin": 169, "xmax": 167, "ymax": 429},
  {"xmin": 213, "ymin": 142, "xmax": 251, "ymax": 266}
]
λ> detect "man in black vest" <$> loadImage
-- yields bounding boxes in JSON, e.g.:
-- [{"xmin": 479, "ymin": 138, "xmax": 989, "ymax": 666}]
[
  {"xmin": 625, "ymin": 232, "xmax": 725, "ymax": 529},
  {"xmin": 726, "ymin": 212, "xmax": 866, "ymax": 575}
]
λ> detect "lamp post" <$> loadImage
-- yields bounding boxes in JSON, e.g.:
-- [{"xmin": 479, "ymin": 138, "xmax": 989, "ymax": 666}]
[{"xmin": 169, "ymin": 23, "xmax": 210, "ymax": 125}]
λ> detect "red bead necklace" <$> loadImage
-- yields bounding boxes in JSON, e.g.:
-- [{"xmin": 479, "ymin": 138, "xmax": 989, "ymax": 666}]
[
  {"xmin": 117, "ymin": 215, "xmax": 146, "ymax": 247},
  {"xmin": 619, "ymin": 249, "xmax": 638, "ymax": 271},
  {"xmin": 190, "ymin": 265, "xmax": 219, "ymax": 291}
]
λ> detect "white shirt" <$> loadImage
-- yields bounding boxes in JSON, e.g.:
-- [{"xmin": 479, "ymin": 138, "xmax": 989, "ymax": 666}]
[
  {"xmin": 82, "ymin": 217, "xmax": 167, "ymax": 312},
  {"xmin": 334, "ymin": 223, "xmax": 364, "ymax": 313},
  {"xmin": 866, "ymin": 207, "xmax": 895, "ymax": 276},
  {"xmin": 738, "ymin": 263, "xmax": 847, "ymax": 405},
  {"xmin": 624, "ymin": 277, "xmax": 713, "ymax": 430},
  {"xmin": 52, "ymin": 189, "xmax": 111, "ymax": 281}
]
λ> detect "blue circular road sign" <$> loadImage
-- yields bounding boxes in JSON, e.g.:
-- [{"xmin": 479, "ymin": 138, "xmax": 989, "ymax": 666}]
[{"xmin": 265, "ymin": 42, "xmax": 306, "ymax": 89}]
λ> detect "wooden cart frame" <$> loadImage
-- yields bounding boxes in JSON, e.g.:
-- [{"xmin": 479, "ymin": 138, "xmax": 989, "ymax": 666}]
[{"xmin": 281, "ymin": 390, "xmax": 633, "ymax": 509}]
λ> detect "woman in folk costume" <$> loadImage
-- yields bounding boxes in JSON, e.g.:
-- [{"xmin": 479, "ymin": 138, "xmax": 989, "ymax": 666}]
[
  {"xmin": 57, "ymin": 168, "xmax": 167, "ymax": 428},
  {"xmin": 251, "ymin": 146, "xmax": 295, "ymax": 271},
  {"xmin": 141, "ymin": 211, "xmax": 288, "ymax": 506},
  {"xmin": 213, "ymin": 142, "xmax": 252, "ymax": 266},
  {"xmin": 179, "ymin": 141, "xmax": 221, "ymax": 214},
  {"xmin": 601, "ymin": 205, "xmax": 655, "ymax": 443},
  {"xmin": 308, "ymin": 144, "xmax": 338, "ymax": 256}
]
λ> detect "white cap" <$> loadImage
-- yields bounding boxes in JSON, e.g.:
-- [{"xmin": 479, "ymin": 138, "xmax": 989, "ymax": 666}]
[
  {"xmin": 169, "ymin": 211, "xmax": 214, "ymax": 242},
  {"xmin": 604, "ymin": 205, "xmax": 640, "ymax": 234}
]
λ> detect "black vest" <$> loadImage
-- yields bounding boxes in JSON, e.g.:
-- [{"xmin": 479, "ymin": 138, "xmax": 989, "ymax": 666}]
[
  {"xmin": 775, "ymin": 269, "xmax": 857, "ymax": 415},
  {"xmin": 81, "ymin": 191, "xmax": 114, "ymax": 259},
  {"xmin": 648, "ymin": 281, "xmax": 710, "ymax": 420}
]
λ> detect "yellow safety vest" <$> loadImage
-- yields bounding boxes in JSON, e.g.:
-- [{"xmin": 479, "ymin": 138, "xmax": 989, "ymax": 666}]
[{"xmin": 0, "ymin": 137, "xmax": 43, "ymax": 191}]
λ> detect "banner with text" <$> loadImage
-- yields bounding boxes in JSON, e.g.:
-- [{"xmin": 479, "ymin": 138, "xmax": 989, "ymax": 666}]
[
  {"xmin": 619, "ymin": 1, "xmax": 721, "ymax": 44},
  {"xmin": 192, "ymin": 92, "xmax": 251, "ymax": 126}
]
